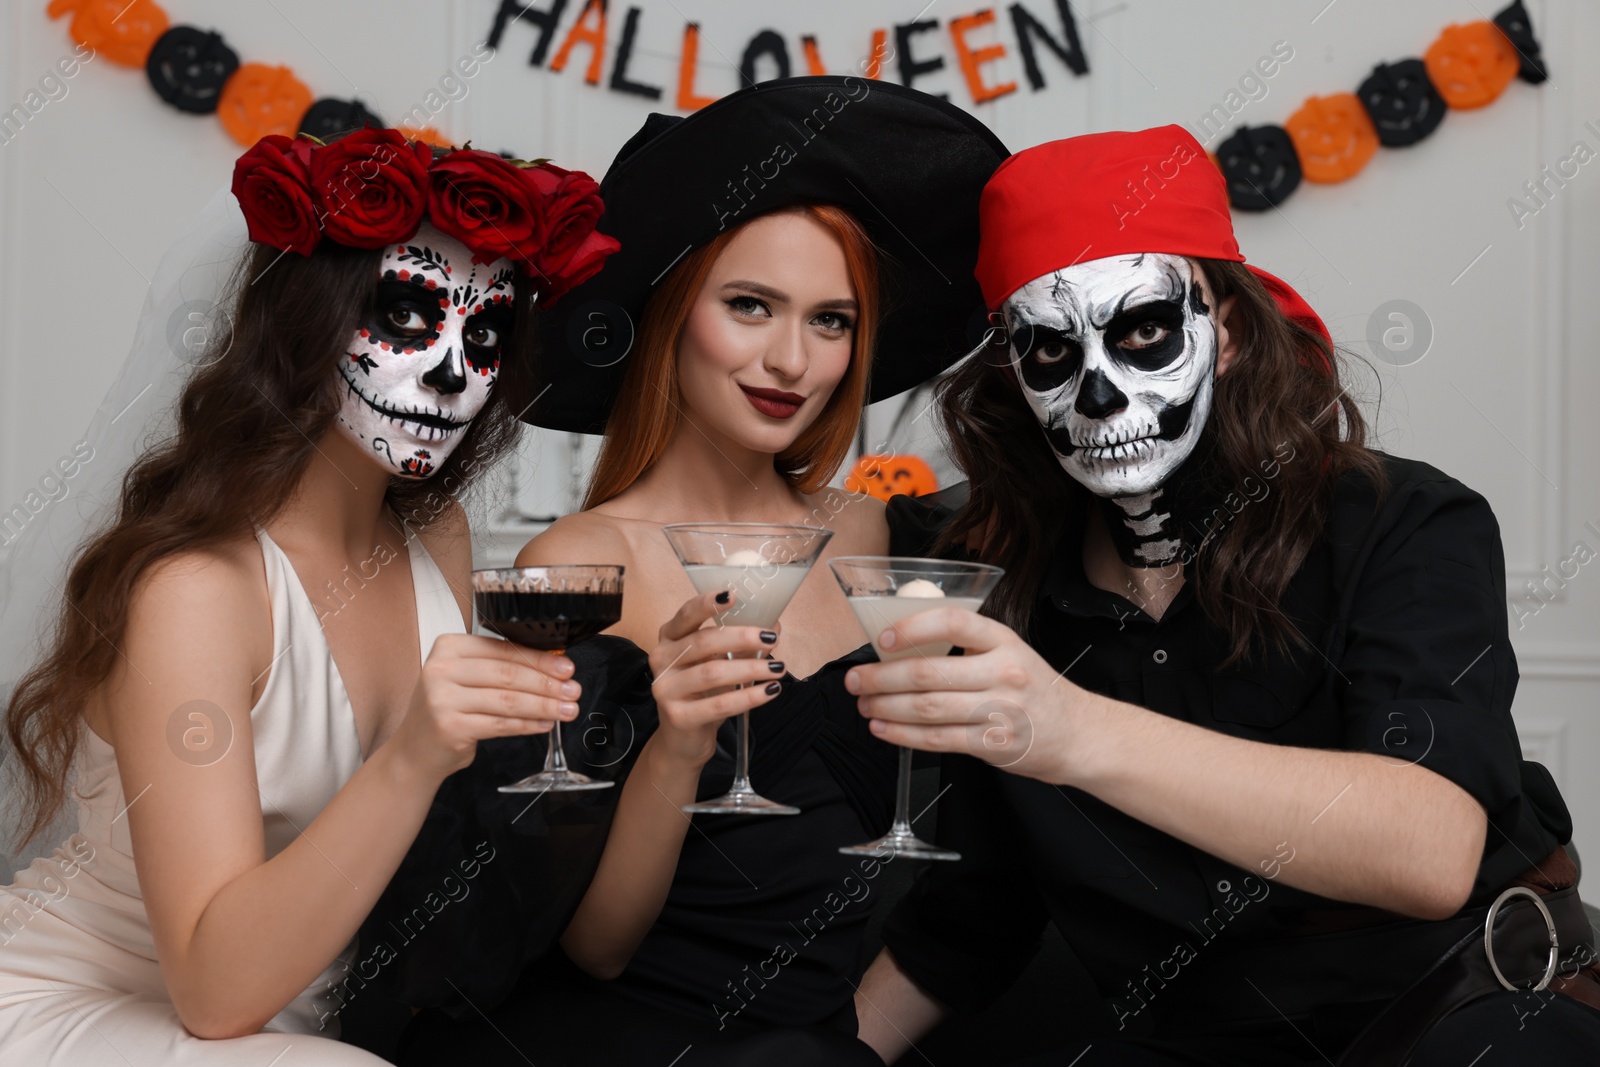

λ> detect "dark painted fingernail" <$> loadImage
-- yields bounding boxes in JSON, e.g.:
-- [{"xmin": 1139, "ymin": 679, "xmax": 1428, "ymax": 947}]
[
  {"xmin": 760, "ymin": 630, "xmax": 777, "ymax": 644},
  {"xmin": 764, "ymin": 681, "xmax": 782, "ymax": 695},
  {"xmin": 715, "ymin": 591, "xmax": 731, "ymax": 604},
  {"xmin": 768, "ymin": 660, "xmax": 785, "ymax": 673}
]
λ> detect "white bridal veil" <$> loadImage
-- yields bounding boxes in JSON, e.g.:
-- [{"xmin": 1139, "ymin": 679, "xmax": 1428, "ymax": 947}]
[{"xmin": 0, "ymin": 187, "xmax": 250, "ymax": 875}]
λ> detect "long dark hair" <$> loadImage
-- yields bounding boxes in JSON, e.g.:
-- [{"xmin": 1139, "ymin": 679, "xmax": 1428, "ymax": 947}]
[
  {"xmin": 935, "ymin": 258, "xmax": 1386, "ymax": 665},
  {"xmin": 3, "ymin": 231, "xmax": 538, "ymax": 848}
]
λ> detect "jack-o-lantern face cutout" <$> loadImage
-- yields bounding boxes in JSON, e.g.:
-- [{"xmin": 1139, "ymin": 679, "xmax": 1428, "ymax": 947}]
[
  {"xmin": 1215, "ymin": 125, "xmax": 1302, "ymax": 212},
  {"xmin": 146, "ymin": 27, "xmax": 240, "ymax": 114},
  {"xmin": 47, "ymin": 0, "xmax": 169, "ymax": 68},
  {"xmin": 1425, "ymin": 22, "xmax": 1519, "ymax": 109},
  {"xmin": 1285, "ymin": 93, "xmax": 1378, "ymax": 184},
  {"xmin": 1493, "ymin": 0, "xmax": 1548, "ymax": 85},
  {"xmin": 299, "ymin": 98, "xmax": 387, "ymax": 141},
  {"xmin": 218, "ymin": 64, "xmax": 314, "ymax": 147},
  {"xmin": 1358, "ymin": 59, "xmax": 1447, "ymax": 147},
  {"xmin": 845, "ymin": 454, "xmax": 939, "ymax": 501}
]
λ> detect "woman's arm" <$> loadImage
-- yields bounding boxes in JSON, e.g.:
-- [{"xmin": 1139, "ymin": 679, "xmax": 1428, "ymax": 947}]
[
  {"xmin": 844, "ymin": 610, "xmax": 1486, "ymax": 921},
  {"xmin": 555, "ymin": 588, "xmax": 785, "ymax": 978},
  {"xmin": 110, "ymin": 549, "xmax": 577, "ymax": 1039}
]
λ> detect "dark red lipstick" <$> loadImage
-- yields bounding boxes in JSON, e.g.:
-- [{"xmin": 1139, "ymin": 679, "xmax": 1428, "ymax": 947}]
[{"xmin": 740, "ymin": 384, "xmax": 805, "ymax": 419}]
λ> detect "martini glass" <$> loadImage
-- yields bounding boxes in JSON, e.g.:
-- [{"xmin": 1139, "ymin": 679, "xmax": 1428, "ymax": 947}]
[
  {"xmin": 661, "ymin": 523, "xmax": 835, "ymax": 816},
  {"xmin": 473, "ymin": 565, "xmax": 625, "ymax": 793},
  {"xmin": 828, "ymin": 557, "xmax": 1004, "ymax": 861}
]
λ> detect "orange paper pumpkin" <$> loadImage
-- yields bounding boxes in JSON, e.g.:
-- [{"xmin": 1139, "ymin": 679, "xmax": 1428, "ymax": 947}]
[
  {"xmin": 846, "ymin": 454, "xmax": 939, "ymax": 501},
  {"xmin": 1285, "ymin": 93, "xmax": 1379, "ymax": 184},
  {"xmin": 394, "ymin": 125, "xmax": 452, "ymax": 150},
  {"xmin": 1424, "ymin": 22, "xmax": 1519, "ymax": 109},
  {"xmin": 47, "ymin": 0, "xmax": 170, "ymax": 68},
  {"xmin": 217, "ymin": 63, "xmax": 313, "ymax": 146}
]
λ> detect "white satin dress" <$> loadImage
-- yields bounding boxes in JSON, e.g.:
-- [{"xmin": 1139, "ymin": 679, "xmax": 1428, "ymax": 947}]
[{"xmin": 0, "ymin": 521, "xmax": 465, "ymax": 1064}]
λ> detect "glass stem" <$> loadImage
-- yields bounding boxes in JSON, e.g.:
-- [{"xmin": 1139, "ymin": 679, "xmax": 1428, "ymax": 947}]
[
  {"xmin": 543, "ymin": 721, "xmax": 569, "ymax": 775},
  {"xmin": 889, "ymin": 745, "xmax": 915, "ymax": 835},
  {"xmin": 543, "ymin": 647, "xmax": 569, "ymax": 776},
  {"xmin": 729, "ymin": 649, "xmax": 754, "ymax": 794}
]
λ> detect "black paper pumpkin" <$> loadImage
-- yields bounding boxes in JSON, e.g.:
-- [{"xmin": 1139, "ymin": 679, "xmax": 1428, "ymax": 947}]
[
  {"xmin": 145, "ymin": 26, "xmax": 238, "ymax": 114},
  {"xmin": 298, "ymin": 97, "xmax": 386, "ymax": 141},
  {"xmin": 1493, "ymin": 0, "xmax": 1548, "ymax": 85},
  {"xmin": 1216, "ymin": 125, "xmax": 1301, "ymax": 212},
  {"xmin": 1358, "ymin": 59, "xmax": 1448, "ymax": 148}
]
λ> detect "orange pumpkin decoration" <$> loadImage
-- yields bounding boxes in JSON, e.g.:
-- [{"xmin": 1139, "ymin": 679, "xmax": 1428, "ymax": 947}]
[
  {"xmin": 1424, "ymin": 22, "xmax": 1519, "ymax": 109},
  {"xmin": 47, "ymin": 0, "xmax": 170, "ymax": 68},
  {"xmin": 1285, "ymin": 93, "xmax": 1379, "ymax": 184},
  {"xmin": 846, "ymin": 454, "xmax": 939, "ymax": 502},
  {"xmin": 217, "ymin": 63, "xmax": 313, "ymax": 146}
]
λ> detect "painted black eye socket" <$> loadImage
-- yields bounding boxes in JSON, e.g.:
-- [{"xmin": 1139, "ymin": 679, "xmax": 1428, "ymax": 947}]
[
  {"xmin": 465, "ymin": 323, "xmax": 501, "ymax": 349},
  {"xmin": 1105, "ymin": 302, "xmax": 1187, "ymax": 372},
  {"xmin": 385, "ymin": 306, "xmax": 432, "ymax": 336},
  {"xmin": 1121, "ymin": 322, "xmax": 1171, "ymax": 350}
]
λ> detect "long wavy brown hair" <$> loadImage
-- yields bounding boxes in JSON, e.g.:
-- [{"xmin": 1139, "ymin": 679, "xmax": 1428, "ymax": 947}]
[
  {"xmin": 3, "ymin": 232, "xmax": 539, "ymax": 848},
  {"xmin": 583, "ymin": 205, "xmax": 880, "ymax": 508},
  {"xmin": 936, "ymin": 258, "xmax": 1386, "ymax": 665}
]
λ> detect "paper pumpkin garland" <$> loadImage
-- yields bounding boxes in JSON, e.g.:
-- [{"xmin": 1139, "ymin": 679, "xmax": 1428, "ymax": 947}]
[
  {"xmin": 1219, "ymin": 0, "xmax": 1546, "ymax": 211},
  {"xmin": 298, "ymin": 98, "xmax": 387, "ymax": 141}
]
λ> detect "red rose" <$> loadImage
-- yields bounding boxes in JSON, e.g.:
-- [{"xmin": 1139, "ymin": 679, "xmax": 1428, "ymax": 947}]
[
  {"xmin": 309, "ymin": 129, "xmax": 432, "ymax": 249},
  {"xmin": 540, "ymin": 227, "xmax": 620, "ymax": 306},
  {"xmin": 428, "ymin": 150, "xmax": 543, "ymax": 265},
  {"xmin": 231, "ymin": 135, "xmax": 319, "ymax": 255},
  {"xmin": 522, "ymin": 163, "xmax": 607, "ymax": 277}
]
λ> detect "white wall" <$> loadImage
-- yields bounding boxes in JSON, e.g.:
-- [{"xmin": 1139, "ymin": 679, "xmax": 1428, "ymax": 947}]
[{"xmin": 2, "ymin": 0, "xmax": 1596, "ymax": 865}]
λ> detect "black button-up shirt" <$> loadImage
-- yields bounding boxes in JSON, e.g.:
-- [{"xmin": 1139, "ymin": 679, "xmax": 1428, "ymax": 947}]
[{"xmin": 880, "ymin": 452, "xmax": 1571, "ymax": 1040}]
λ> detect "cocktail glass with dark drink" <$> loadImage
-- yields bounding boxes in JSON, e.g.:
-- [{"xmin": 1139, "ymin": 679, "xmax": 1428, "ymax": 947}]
[{"xmin": 472, "ymin": 565, "xmax": 624, "ymax": 793}]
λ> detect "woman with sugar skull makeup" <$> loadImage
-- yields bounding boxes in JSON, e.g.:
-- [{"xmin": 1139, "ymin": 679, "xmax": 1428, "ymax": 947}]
[
  {"xmin": 848, "ymin": 128, "xmax": 1600, "ymax": 1063},
  {"xmin": 0, "ymin": 128, "xmax": 615, "ymax": 1064}
]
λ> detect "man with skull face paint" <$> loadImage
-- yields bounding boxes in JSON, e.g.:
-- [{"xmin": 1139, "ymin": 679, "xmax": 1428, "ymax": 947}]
[{"xmin": 847, "ymin": 128, "xmax": 1600, "ymax": 1064}]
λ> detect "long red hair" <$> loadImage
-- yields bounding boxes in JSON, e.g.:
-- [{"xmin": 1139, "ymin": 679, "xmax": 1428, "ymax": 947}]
[{"xmin": 583, "ymin": 205, "xmax": 879, "ymax": 509}]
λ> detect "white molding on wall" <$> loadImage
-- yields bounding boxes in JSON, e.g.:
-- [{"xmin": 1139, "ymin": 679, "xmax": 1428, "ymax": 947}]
[{"xmin": 1517, "ymin": 718, "xmax": 1569, "ymax": 788}]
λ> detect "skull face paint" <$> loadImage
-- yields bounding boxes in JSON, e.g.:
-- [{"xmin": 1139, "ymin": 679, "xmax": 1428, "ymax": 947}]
[
  {"xmin": 334, "ymin": 222, "xmax": 515, "ymax": 479},
  {"xmin": 1003, "ymin": 253, "xmax": 1218, "ymax": 567}
]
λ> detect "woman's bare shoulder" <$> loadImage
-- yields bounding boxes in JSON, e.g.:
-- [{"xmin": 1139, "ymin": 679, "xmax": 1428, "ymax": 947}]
[{"xmin": 515, "ymin": 510, "xmax": 637, "ymax": 568}]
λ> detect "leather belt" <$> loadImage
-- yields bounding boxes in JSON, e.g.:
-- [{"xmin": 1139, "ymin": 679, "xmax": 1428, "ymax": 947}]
[{"xmin": 1336, "ymin": 883, "xmax": 1598, "ymax": 1065}]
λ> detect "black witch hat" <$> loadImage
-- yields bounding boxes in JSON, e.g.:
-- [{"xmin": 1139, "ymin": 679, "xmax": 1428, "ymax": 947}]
[{"xmin": 525, "ymin": 75, "xmax": 1010, "ymax": 434}]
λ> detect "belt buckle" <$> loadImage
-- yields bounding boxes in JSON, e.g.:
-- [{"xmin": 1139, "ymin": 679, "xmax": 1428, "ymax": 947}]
[{"xmin": 1483, "ymin": 885, "xmax": 1559, "ymax": 992}]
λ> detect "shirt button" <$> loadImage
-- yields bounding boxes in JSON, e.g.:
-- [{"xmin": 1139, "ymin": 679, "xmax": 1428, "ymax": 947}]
[
  {"xmin": 1152, "ymin": 649, "xmax": 1168, "ymax": 664},
  {"xmin": 1217, "ymin": 879, "xmax": 1231, "ymax": 893}
]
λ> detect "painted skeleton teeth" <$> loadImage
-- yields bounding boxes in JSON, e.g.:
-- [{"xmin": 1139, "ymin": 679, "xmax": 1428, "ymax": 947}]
[{"xmin": 1079, "ymin": 436, "xmax": 1158, "ymax": 462}]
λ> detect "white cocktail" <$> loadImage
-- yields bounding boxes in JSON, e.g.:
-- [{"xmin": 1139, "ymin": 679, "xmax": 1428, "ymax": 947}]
[
  {"xmin": 662, "ymin": 524, "xmax": 835, "ymax": 815},
  {"xmin": 829, "ymin": 557, "xmax": 1004, "ymax": 861}
]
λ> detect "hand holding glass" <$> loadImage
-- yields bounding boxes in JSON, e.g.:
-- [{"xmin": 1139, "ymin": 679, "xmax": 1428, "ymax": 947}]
[
  {"xmin": 473, "ymin": 565, "xmax": 624, "ymax": 793},
  {"xmin": 829, "ymin": 557, "xmax": 1004, "ymax": 861}
]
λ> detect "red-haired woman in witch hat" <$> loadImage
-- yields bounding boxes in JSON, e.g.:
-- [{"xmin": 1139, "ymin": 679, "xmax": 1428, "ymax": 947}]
[
  {"xmin": 358, "ymin": 77, "xmax": 1008, "ymax": 1066},
  {"xmin": 848, "ymin": 127, "xmax": 1600, "ymax": 1063}
]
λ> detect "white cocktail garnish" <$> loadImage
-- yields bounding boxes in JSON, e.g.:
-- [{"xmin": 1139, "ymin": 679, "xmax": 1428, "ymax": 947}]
[
  {"xmin": 723, "ymin": 549, "xmax": 769, "ymax": 566},
  {"xmin": 895, "ymin": 578, "xmax": 945, "ymax": 598}
]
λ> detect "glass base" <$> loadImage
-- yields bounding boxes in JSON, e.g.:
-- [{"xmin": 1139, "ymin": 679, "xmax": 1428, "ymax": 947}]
[
  {"xmin": 840, "ymin": 830, "xmax": 960, "ymax": 862},
  {"xmin": 683, "ymin": 789, "xmax": 800, "ymax": 816},
  {"xmin": 499, "ymin": 769, "xmax": 615, "ymax": 793}
]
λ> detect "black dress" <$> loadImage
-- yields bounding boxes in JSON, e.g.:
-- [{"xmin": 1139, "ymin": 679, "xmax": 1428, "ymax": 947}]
[{"xmin": 352, "ymin": 635, "xmax": 895, "ymax": 1067}]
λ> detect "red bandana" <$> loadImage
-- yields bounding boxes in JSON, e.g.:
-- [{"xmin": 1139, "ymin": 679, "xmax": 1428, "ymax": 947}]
[{"xmin": 974, "ymin": 125, "xmax": 1332, "ymax": 372}]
